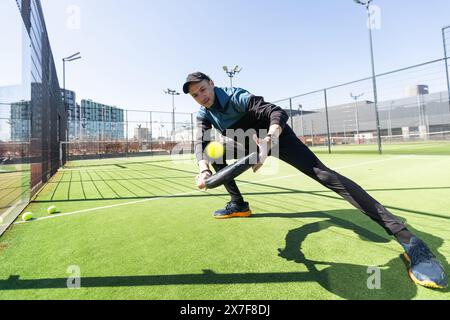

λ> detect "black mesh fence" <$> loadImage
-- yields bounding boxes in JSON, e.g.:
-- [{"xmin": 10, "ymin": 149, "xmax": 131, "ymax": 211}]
[
  {"xmin": 64, "ymin": 110, "xmax": 195, "ymax": 162},
  {"xmin": 0, "ymin": 0, "xmax": 66, "ymax": 235}
]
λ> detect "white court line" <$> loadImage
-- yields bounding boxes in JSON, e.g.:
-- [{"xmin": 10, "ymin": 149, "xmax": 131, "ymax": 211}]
[
  {"xmin": 13, "ymin": 155, "xmax": 410, "ymax": 225},
  {"xmin": 244, "ymin": 155, "xmax": 410, "ymax": 184}
]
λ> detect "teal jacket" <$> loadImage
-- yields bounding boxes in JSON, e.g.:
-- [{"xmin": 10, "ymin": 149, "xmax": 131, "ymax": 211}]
[
  {"xmin": 196, "ymin": 87, "xmax": 253, "ymax": 133},
  {"xmin": 195, "ymin": 86, "xmax": 290, "ymax": 161}
]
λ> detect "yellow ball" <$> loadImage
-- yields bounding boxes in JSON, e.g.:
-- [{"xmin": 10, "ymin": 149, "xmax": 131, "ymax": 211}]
[
  {"xmin": 48, "ymin": 205, "xmax": 58, "ymax": 215},
  {"xmin": 22, "ymin": 212, "xmax": 34, "ymax": 222},
  {"xmin": 206, "ymin": 141, "xmax": 225, "ymax": 159}
]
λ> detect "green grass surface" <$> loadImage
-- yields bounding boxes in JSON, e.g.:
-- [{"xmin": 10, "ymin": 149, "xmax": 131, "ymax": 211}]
[
  {"xmin": 0, "ymin": 146, "xmax": 449, "ymax": 300},
  {"xmin": 312, "ymin": 141, "xmax": 450, "ymax": 155}
]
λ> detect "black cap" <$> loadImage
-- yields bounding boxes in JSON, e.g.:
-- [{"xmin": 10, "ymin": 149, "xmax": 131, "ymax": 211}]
[{"xmin": 182, "ymin": 72, "xmax": 211, "ymax": 94}]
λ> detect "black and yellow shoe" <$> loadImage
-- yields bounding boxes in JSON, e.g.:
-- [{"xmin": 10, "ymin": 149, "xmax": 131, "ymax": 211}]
[
  {"xmin": 401, "ymin": 237, "xmax": 448, "ymax": 289},
  {"xmin": 213, "ymin": 201, "xmax": 252, "ymax": 219}
]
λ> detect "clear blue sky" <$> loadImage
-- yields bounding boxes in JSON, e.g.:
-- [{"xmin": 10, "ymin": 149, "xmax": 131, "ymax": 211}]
[{"xmin": 38, "ymin": 0, "xmax": 450, "ymax": 113}]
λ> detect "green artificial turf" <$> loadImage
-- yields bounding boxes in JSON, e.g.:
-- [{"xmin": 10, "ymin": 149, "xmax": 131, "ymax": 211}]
[
  {"xmin": 0, "ymin": 145, "xmax": 449, "ymax": 300},
  {"xmin": 312, "ymin": 141, "xmax": 450, "ymax": 155}
]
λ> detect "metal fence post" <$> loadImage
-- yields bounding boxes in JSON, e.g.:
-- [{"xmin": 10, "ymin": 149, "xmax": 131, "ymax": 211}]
[
  {"xmin": 324, "ymin": 89, "xmax": 332, "ymax": 154},
  {"xmin": 289, "ymin": 98, "xmax": 294, "ymax": 129},
  {"xmin": 443, "ymin": 26, "xmax": 450, "ymax": 113},
  {"xmin": 125, "ymin": 110, "xmax": 129, "ymax": 157},
  {"xmin": 149, "ymin": 111, "xmax": 153, "ymax": 154},
  {"xmin": 98, "ymin": 119, "xmax": 101, "ymax": 157}
]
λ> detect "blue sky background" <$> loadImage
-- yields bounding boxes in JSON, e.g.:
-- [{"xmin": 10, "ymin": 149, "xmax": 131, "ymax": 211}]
[{"xmin": 36, "ymin": 0, "xmax": 450, "ymax": 113}]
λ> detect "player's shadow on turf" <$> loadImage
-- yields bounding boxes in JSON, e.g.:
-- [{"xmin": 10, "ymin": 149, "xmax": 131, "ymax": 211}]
[
  {"xmin": 1, "ymin": 210, "xmax": 446, "ymax": 297},
  {"xmin": 255, "ymin": 210, "xmax": 448, "ymax": 299}
]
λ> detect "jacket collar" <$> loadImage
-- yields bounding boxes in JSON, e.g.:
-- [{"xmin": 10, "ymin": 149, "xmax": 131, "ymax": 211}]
[{"xmin": 213, "ymin": 87, "xmax": 231, "ymax": 110}]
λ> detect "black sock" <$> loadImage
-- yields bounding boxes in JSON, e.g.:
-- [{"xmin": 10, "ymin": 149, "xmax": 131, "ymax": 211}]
[{"xmin": 395, "ymin": 229, "xmax": 414, "ymax": 244}]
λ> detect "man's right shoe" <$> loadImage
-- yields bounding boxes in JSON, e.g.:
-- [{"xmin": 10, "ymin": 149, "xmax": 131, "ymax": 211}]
[
  {"xmin": 213, "ymin": 201, "xmax": 252, "ymax": 219},
  {"xmin": 401, "ymin": 237, "xmax": 448, "ymax": 289}
]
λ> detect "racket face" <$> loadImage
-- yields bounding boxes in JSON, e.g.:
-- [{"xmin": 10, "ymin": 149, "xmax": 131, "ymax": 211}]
[{"xmin": 205, "ymin": 152, "xmax": 258, "ymax": 189}]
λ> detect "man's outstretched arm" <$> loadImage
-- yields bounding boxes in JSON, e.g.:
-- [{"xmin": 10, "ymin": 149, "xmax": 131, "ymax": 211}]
[
  {"xmin": 195, "ymin": 117, "xmax": 213, "ymax": 189},
  {"xmin": 249, "ymin": 95, "xmax": 289, "ymax": 134},
  {"xmin": 249, "ymin": 96, "xmax": 289, "ymax": 171}
]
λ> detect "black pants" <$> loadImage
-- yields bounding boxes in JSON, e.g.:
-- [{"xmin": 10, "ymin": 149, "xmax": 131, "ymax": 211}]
[{"xmin": 211, "ymin": 126, "xmax": 407, "ymax": 236}]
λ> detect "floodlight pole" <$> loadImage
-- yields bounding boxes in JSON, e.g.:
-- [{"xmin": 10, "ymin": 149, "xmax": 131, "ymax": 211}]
[
  {"xmin": 62, "ymin": 52, "xmax": 81, "ymax": 108},
  {"xmin": 299, "ymin": 104, "xmax": 305, "ymax": 137},
  {"xmin": 223, "ymin": 66, "xmax": 242, "ymax": 89},
  {"xmin": 62, "ymin": 52, "xmax": 81, "ymax": 167},
  {"xmin": 164, "ymin": 89, "xmax": 180, "ymax": 141},
  {"xmin": 354, "ymin": 0, "xmax": 382, "ymax": 154},
  {"xmin": 350, "ymin": 92, "xmax": 364, "ymax": 138}
]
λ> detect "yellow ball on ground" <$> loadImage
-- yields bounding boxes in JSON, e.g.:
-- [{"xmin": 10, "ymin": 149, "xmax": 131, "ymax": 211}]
[
  {"xmin": 0, "ymin": 216, "xmax": 4, "ymax": 225},
  {"xmin": 22, "ymin": 212, "xmax": 33, "ymax": 222},
  {"xmin": 48, "ymin": 205, "xmax": 58, "ymax": 215},
  {"xmin": 206, "ymin": 141, "xmax": 225, "ymax": 159}
]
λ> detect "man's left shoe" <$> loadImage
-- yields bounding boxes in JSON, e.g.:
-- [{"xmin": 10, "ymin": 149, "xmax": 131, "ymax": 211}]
[
  {"xmin": 401, "ymin": 237, "xmax": 448, "ymax": 289},
  {"xmin": 213, "ymin": 201, "xmax": 252, "ymax": 219}
]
